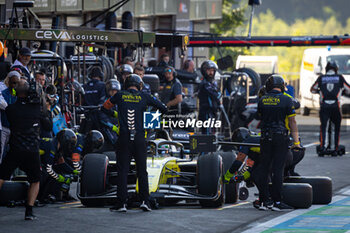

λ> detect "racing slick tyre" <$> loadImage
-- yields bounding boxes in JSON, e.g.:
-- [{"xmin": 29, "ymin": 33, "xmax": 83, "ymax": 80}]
[
  {"xmin": 214, "ymin": 151, "xmax": 239, "ymax": 204},
  {"xmin": 102, "ymin": 151, "xmax": 116, "ymax": 162},
  {"xmin": 230, "ymin": 68, "xmax": 261, "ymax": 96},
  {"xmin": 197, "ymin": 153, "xmax": 224, "ymax": 208},
  {"xmin": 80, "ymin": 153, "xmax": 109, "ymax": 206},
  {"xmin": 0, "ymin": 181, "xmax": 29, "ymax": 205},
  {"xmin": 284, "ymin": 176, "xmax": 332, "ymax": 204},
  {"xmin": 281, "ymin": 183, "xmax": 313, "ymax": 209}
]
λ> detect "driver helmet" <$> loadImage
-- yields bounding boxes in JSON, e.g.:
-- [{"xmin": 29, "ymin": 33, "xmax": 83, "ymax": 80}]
[
  {"xmin": 85, "ymin": 130, "xmax": 104, "ymax": 152},
  {"xmin": 231, "ymin": 127, "xmax": 251, "ymax": 143}
]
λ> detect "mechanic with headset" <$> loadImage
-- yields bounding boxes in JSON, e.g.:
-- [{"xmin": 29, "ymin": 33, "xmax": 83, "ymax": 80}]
[
  {"xmin": 70, "ymin": 130, "xmax": 104, "ymax": 171},
  {"xmin": 103, "ymin": 74, "xmax": 167, "ymax": 212},
  {"xmin": 245, "ymin": 84, "xmax": 301, "ymax": 132},
  {"xmin": 118, "ymin": 64, "xmax": 133, "ymax": 89},
  {"xmin": 83, "ymin": 66, "xmax": 106, "ymax": 106},
  {"xmin": 38, "ymin": 129, "xmax": 104, "ymax": 203},
  {"xmin": 38, "ymin": 129, "xmax": 78, "ymax": 203},
  {"xmin": 0, "ymin": 79, "xmax": 51, "ymax": 220},
  {"xmin": 198, "ymin": 60, "xmax": 221, "ymax": 134},
  {"xmin": 256, "ymin": 75, "xmax": 300, "ymax": 211},
  {"xmin": 159, "ymin": 66, "xmax": 183, "ymax": 110},
  {"xmin": 99, "ymin": 79, "xmax": 121, "ymax": 145},
  {"xmin": 310, "ymin": 61, "xmax": 350, "ymax": 156}
]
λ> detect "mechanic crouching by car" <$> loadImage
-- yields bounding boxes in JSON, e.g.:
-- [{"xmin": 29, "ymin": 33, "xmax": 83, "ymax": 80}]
[
  {"xmin": 38, "ymin": 129, "xmax": 78, "ymax": 203},
  {"xmin": 256, "ymin": 75, "xmax": 301, "ymax": 211},
  {"xmin": 159, "ymin": 66, "xmax": 183, "ymax": 111},
  {"xmin": 103, "ymin": 74, "xmax": 167, "ymax": 212},
  {"xmin": 310, "ymin": 61, "xmax": 350, "ymax": 156},
  {"xmin": 38, "ymin": 129, "xmax": 104, "ymax": 203},
  {"xmin": 198, "ymin": 60, "xmax": 221, "ymax": 135},
  {"xmin": 0, "ymin": 79, "xmax": 51, "ymax": 220},
  {"xmin": 224, "ymin": 127, "xmax": 305, "ymax": 209}
]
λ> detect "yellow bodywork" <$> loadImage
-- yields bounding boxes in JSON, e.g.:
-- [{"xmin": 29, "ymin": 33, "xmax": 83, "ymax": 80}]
[{"xmin": 136, "ymin": 157, "xmax": 181, "ymax": 193}]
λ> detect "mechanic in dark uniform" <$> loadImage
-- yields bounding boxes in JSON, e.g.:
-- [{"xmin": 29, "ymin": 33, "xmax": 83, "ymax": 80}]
[
  {"xmin": 103, "ymin": 74, "xmax": 167, "ymax": 212},
  {"xmin": 159, "ymin": 66, "xmax": 183, "ymax": 110},
  {"xmin": 224, "ymin": 128, "xmax": 260, "ymax": 183},
  {"xmin": 198, "ymin": 60, "xmax": 221, "ymax": 134},
  {"xmin": 224, "ymin": 127, "xmax": 305, "ymax": 209},
  {"xmin": 134, "ymin": 65, "xmax": 151, "ymax": 95},
  {"xmin": 38, "ymin": 129, "xmax": 104, "ymax": 202},
  {"xmin": 246, "ymin": 84, "xmax": 301, "ymax": 131},
  {"xmin": 70, "ymin": 130, "xmax": 104, "ymax": 171},
  {"xmin": 310, "ymin": 61, "xmax": 350, "ymax": 156},
  {"xmin": 0, "ymin": 79, "xmax": 51, "ymax": 220},
  {"xmin": 99, "ymin": 79, "xmax": 120, "ymax": 146},
  {"xmin": 83, "ymin": 66, "xmax": 106, "ymax": 106},
  {"xmin": 38, "ymin": 129, "xmax": 77, "ymax": 202},
  {"xmin": 256, "ymin": 75, "xmax": 300, "ymax": 211},
  {"xmin": 118, "ymin": 64, "xmax": 133, "ymax": 89},
  {"xmin": 82, "ymin": 66, "xmax": 106, "ymax": 131}
]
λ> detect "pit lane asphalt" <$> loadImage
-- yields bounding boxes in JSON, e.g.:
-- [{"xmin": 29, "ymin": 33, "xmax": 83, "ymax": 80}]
[{"xmin": 1, "ymin": 118, "xmax": 350, "ymax": 233}]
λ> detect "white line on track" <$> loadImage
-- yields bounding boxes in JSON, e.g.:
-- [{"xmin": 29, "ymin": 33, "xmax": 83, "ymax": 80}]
[
  {"xmin": 241, "ymin": 187, "xmax": 350, "ymax": 233},
  {"xmin": 303, "ymin": 142, "xmax": 318, "ymax": 148}
]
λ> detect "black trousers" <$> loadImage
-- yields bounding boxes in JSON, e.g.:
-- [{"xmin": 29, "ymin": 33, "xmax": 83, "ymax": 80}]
[
  {"xmin": 116, "ymin": 132, "xmax": 149, "ymax": 204},
  {"xmin": 256, "ymin": 133, "xmax": 289, "ymax": 203},
  {"xmin": 319, "ymin": 106, "xmax": 341, "ymax": 150}
]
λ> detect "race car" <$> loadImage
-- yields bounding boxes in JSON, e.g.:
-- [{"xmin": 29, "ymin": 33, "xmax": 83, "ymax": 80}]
[{"xmin": 77, "ymin": 138, "xmax": 238, "ymax": 207}]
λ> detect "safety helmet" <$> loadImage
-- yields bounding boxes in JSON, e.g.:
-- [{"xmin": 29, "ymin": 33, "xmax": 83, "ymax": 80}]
[
  {"xmin": 57, "ymin": 129, "xmax": 77, "ymax": 155},
  {"xmin": 265, "ymin": 74, "xmax": 285, "ymax": 93},
  {"xmin": 200, "ymin": 60, "xmax": 218, "ymax": 81},
  {"xmin": 124, "ymin": 74, "xmax": 144, "ymax": 91},
  {"xmin": 120, "ymin": 64, "xmax": 133, "ymax": 74},
  {"xmin": 106, "ymin": 79, "xmax": 121, "ymax": 93},
  {"xmin": 231, "ymin": 127, "xmax": 251, "ymax": 143},
  {"xmin": 326, "ymin": 61, "xmax": 338, "ymax": 73},
  {"xmin": 89, "ymin": 66, "xmax": 104, "ymax": 79},
  {"xmin": 85, "ymin": 130, "xmax": 104, "ymax": 152},
  {"xmin": 258, "ymin": 85, "xmax": 266, "ymax": 98}
]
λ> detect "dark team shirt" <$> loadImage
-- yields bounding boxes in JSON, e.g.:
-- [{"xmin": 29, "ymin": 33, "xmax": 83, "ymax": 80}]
[
  {"xmin": 239, "ymin": 134, "xmax": 261, "ymax": 163},
  {"xmin": 108, "ymin": 89, "xmax": 167, "ymax": 134},
  {"xmin": 160, "ymin": 78, "xmax": 182, "ymax": 107},
  {"xmin": 142, "ymin": 83, "xmax": 152, "ymax": 95},
  {"xmin": 6, "ymin": 98, "xmax": 50, "ymax": 152},
  {"xmin": 83, "ymin": 79, "xmax": 106, "ymax": 106},
  {"xmin": 198, "ymin": 79, "xmax": 221, "ymax": 119},
  {"xmin": 311, "ymin": 74, "xmax": 350, "ymax": 108},
  {"xmin": 40, "ymin": 138, "xmax": 58, "ymax": 166},
  {"xmin": 258, "ymin": 90, "xmax": 295, "ymax": 133}
]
